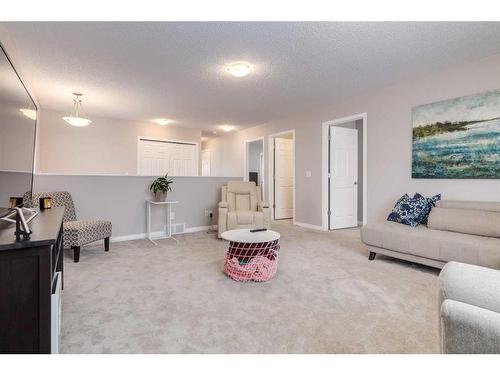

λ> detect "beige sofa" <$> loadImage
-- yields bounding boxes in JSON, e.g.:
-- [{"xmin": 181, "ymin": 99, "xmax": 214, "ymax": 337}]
[
  {"xmin": 218, "ymin": 181, "xmax": 271, "ymax": 238},
  {"xmin": 439, "ymin": 261, "xmax": 500, "ymax": 353},
  {"xmin": 361, "ymin": 200, "xmax": 500, "ymax": 269}
]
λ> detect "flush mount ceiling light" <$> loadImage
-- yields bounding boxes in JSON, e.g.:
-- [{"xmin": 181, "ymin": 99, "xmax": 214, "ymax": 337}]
[
  {"xmin": 153, "ymin": 118, "xmax": 173, "ymax": 126},
  {"xmin": 226, "ymin": 62, "xmax": 251, "ymax": 78},
  {"xmin": 63, "ymin": 93, "xmax": 92, "ymax": 127},
  {"xmin": 19, "ymin": 108, "xmax": 37, "ymax": 120},
  {"xmin": 220, "ymin": 125, "xmax": 235, "ymax": 132}
]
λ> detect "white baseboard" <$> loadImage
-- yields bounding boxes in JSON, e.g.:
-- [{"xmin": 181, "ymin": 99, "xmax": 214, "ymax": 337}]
[
  {"xmin": 293, "ymin": 221, "xmax": 324, "ymax": 231},
  {"xmin": 110, "ymin": 225, "xmax": 217, "ymax": 243},
  {"xmin": 184, "ymin": 225, "xmax": 216, "ymax": 233},
  {"xmin": 110, "ymin": 231, "xmax": 162, "ymax": 243}
]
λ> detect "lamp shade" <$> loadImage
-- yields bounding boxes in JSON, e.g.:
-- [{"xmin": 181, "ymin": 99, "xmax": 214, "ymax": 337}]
[{"xmin": 63, "ymin": 93, "xmax": 92, "ymax": 127}]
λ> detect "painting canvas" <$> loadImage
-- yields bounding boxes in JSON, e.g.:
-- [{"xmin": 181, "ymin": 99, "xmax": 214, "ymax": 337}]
[{"xmin": 412, "ymin": 89, "xmax": 500, "ymax": 179}]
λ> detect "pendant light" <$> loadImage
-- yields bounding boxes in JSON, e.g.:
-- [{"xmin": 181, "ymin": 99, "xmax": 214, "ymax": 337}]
[{"xmin": 63, "ymin": 93, "xmax": 92, "ymax": 127}]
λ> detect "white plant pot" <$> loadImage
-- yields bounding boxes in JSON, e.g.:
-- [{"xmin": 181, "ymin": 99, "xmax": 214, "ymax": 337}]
[{"xmin": 154, "ymin": 192, "xmax": 167, "ymax": 202}]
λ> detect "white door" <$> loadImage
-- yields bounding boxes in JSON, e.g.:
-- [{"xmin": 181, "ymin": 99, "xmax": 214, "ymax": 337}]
[
  {"xmin": 329, "ymin": 126, "xmax": 358, "ymax": 229},
  {"xmin": 139, "ymin": 140, "xmax": 156, "ymax": 175},
  {"xmin": 201, "ymin": 150, "xmax": 211, "ymax": 176},
  {"xmin": 274, "ymin": 137, "xmax": 294, "ymax": 219}
]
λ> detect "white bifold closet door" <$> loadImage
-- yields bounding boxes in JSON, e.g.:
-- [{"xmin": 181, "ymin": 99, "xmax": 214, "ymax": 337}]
[{"xmin": 139, "ymin": 139, "xmax": 198, "ymax": 176}]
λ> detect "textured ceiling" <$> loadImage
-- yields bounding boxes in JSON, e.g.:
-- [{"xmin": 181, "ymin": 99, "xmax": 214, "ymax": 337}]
[
  {"xmin": 1, "ymin": 22, "xmax": 500, "ymax": 134},
  {"xmin": 0, "ymin": 45, "xmax": 34, "ymax": 105}
]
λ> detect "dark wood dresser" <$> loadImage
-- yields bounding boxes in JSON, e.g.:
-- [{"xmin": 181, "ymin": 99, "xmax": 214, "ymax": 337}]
[{"xmin": 0, "ymin": 207, "xmax": 64, "ymax": 354}]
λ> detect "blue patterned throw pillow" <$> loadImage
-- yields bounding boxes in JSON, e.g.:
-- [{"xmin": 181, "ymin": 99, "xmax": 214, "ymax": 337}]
[
  {"xmin": 414, "ymin": 193, "xmax": 441, "ymax": 224},
  {"xmin": 387, "ymin": 194, "xmax": 428, "ymax": 227}
]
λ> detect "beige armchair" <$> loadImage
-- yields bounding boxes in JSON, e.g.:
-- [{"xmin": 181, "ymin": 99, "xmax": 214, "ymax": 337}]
[{"xmin": 218, "ymin": 181, "xmax": 270, "ymax": 238}]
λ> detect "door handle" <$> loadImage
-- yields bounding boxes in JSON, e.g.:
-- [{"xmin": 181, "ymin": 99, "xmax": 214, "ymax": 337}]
[{"xmin": 354, "ymin": 181, "xmax": 358, "ymax": 185}]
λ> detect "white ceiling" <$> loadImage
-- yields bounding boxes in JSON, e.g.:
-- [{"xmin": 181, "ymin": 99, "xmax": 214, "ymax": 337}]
[{"xmin": 1, "ymin": 22, "xmax": 500, "ymax": 135}]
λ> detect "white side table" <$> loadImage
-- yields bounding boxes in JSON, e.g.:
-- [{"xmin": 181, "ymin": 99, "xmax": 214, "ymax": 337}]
[{"xmin": 146, "ymin": 200, "xmax": 179, "ymax": 244}]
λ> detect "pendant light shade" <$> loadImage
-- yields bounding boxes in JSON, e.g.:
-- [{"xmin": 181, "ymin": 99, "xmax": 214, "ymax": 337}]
[{"xmin": 63, "ymin": 93, "xmax": 92, "ymax": 127}]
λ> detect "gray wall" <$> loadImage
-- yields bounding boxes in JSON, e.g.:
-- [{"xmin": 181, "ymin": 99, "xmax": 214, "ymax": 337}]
[
  {"xmin": 33, "ymin": 174, "xmax": 240, "ymax": 237},
  {"xmin": 203, "ymin": 53, "xmax": 500, "ymax": 226},
  {"xmin": 0, "ymin": 171, "xmax": 32, "ymax": 208}
]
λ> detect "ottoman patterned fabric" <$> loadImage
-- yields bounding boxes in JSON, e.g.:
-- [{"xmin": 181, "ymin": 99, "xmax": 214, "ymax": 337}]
[
  {"xmin": 63, "ymin": 220, "xmax": 113, "ymax": 248},
  {"xmin": 30, "ymin": 191, "xmax": 112, "ymax": 248}
]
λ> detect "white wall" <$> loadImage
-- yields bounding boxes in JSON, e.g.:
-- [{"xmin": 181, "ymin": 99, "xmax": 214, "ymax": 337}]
[
  {"xmin": 0, "ymin": 101, "xmax": 36, "ymax": 207},
  {"xmin": 203, "ymin": 53, "xmax": 500, "ymax": 226},
  {"xmin": 36, "ymin": 108, "xmax": 202, "ymax": 175},
  {"xmin": 203, "ymin": 135, "xmax": 243, "ymax": 178},
  {"xmin": 0, "ymin": 99, "xmax": 36, "ymax": 173}
]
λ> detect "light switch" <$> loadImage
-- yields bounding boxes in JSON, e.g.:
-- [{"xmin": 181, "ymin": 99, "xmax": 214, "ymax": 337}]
[{"xmin": 306, "ymin": 171, "xmax": 312, "ymax": 177}]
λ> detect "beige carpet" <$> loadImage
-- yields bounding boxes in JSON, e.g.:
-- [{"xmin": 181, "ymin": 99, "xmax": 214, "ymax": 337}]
[{"xmin": 60, "ymin": 222, "xmax": 440, "ymax": 353}]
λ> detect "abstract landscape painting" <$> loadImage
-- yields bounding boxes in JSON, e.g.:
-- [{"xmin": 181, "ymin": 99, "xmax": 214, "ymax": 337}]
[{"xmin": 412, "ymin": 89, "xmax": 500, "ymax": 179}]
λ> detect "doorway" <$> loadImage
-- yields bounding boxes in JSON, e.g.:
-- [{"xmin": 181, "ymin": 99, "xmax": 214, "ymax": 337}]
[
  {"xmin": 244, "ymin": 137, "xmax": 264, "ymax": 188},
  {"xmin": 322, "ymin": 114, "xmax": 367, "ymax": 230},
  {"xmin": 269, "ymin": 130, "xmax": 295, "ymax": 220}
]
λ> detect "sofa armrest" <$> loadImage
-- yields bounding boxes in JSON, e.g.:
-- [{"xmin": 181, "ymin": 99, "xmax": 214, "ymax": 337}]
[
  {"xmin": 258, "ymin": 202, "xmax": 271, "ymax": 229},
  {"xmin": 440, "ymin": 299, "xmax": 500, "ymax": 353},
  {"xmin": 218, "ymin": 204, "xmax": 228, "ymax": 238},
  {"xmin": 439, "ymin": 261, "xmax": 500, "ymax": 314}
]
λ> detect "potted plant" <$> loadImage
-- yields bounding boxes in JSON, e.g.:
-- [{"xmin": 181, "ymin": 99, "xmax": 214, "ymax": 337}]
[{"xmin": 149, "ymin": 174, "xmax": 174, "ymax": 202}]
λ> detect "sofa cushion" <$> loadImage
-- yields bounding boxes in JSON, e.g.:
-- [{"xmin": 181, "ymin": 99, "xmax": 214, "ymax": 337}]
[
  {"xmin": 226, "ymin": 181, "xmax": 258, "ymax": 212},
  {"xmin": 437, "ymin": 200, "xmax": 500, "ymax": 213},
  {"xmin": 361, "ymin": 222, "xmax": 500, "ymax": 268},
  {"xmin": 235, "ymin": 193, "xmax": 251, "ymax": 211},
  {"xmin": 414, "ymin": 193, "xmax": 441, "ymax": 224},
  {"xmin": 387, "ymin": 194, "xmax": 428, "ymax": 227},
  {"xmin": 439, "ymin": 261, "xmax": 500, "ymax": 314},
  {"xmin": 428, "ymin": 207, "xmax": 500, "ymax": 239}
]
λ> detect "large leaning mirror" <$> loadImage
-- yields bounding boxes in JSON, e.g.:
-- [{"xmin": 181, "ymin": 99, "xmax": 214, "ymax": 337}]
[{"xmin": 0, "ymin": 43, "xmax": 37, "ymax": 213}]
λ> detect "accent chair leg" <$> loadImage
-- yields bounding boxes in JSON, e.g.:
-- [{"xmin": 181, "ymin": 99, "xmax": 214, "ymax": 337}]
[
  {"xmin": 368, "ymin": 251, "xmax": 376, "ymax": 261},
  {"xmin": 104, "ymin": 237, "xmax": 110, "ymax": 252},
  {"xmin": 72, "ymin": 246, "xmax": 80, "ymax": 263}
]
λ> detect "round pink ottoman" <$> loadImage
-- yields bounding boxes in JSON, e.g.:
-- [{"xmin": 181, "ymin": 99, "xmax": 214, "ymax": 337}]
[{"xmin": 221, "ymin": 229, "xmax": 280, "ymax": 282}]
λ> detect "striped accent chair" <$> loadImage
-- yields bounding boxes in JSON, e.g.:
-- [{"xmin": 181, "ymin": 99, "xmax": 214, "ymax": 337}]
[{"xmin": 31, "ymin": 191, "xmax": 112, "ymax": 263}]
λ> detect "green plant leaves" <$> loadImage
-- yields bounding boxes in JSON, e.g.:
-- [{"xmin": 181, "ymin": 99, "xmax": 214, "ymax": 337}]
[{"xmin": 149, "ymin": 173, "xmax": 174, "ymax": 194}]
